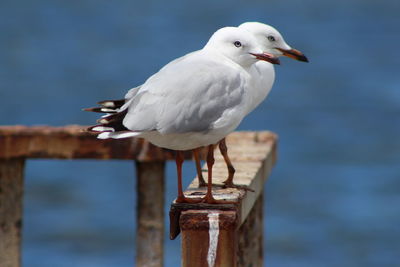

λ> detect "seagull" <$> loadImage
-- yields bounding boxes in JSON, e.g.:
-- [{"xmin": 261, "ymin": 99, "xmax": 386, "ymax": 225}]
[
  {"xmin": 193, "ymin": 22, "xmax": 309, "ymax": 188},
  {"xmin": 85, "ymin": 27, "xmax": 280, "ymax": 203}
]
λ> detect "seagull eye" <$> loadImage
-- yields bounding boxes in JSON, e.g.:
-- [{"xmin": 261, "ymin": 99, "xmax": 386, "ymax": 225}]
[
  {"xmin": 234, "ymin": 41, "xmax": 242, "ymax": 48},
  {"xmin": 267, "ymin": 35, "xmax": 276, "ymax": 42}
]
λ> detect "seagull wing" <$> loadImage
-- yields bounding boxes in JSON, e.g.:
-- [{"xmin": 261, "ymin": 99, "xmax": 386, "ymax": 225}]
[{"xmin": 123, "ymin": 51, "xmax": 247, "ymax": 134}]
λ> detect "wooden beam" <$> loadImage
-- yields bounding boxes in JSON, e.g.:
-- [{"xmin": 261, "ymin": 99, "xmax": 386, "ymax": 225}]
[
  {"xmin": 0, "ymin": 159, "xmax": 25, "ymax": 267},
  {"xmin": 135, "ymin": 161, "xmax": 165, "ymax": 267},
  {"xmin": 0, "ymin": 125, "xmax": 183, "ymax": 161},
  {"xmin": 0, "ymin": 126, "xmax": 275, "ymax": 164},
  {"xmin": 237, "ymin": 194, "xmax": 264, "ymax": 266}
]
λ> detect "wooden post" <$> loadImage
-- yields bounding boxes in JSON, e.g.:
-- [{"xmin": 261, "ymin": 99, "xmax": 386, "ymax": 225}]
[
  {"xmin": 179, "ymin": 195, "xmax": 264, "ymax": 267},
  {"xmin": 0, "ymin": 159, "xmax": 25, "ymax": 267},
  {"xmin": 135, "ymin": 161, "xmax": 165, "ymax": 267},
  {"xmin": 237, "ymin": 194, "xmax": 264, "ymax": 267},
  {"xmin": 180, "ymin": 210, "xmax": 237, "ymax": 267}
]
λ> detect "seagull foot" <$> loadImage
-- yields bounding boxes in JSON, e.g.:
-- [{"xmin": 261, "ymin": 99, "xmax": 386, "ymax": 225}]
[
  {"xmin": 175, "ymin": 195, "xmax": 204, "ymax": 204},
  {"xmin": 201, "ymin": 193, "xmax": 236, "ymax": 204}
]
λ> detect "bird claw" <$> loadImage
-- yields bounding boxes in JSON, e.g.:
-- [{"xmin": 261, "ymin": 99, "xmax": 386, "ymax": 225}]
[{"xmin": 175, "ymin": 196, "xmax": 203, "ymax": 204}]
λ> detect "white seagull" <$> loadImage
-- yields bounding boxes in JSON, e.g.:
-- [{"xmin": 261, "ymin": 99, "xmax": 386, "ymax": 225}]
[
  {"xmin": 85, "ymin": 26, "xmax": 280, "ymax": 203},
  {"xmin": 207, "ymin": 22, "xmax": 310, "ymax": 186},
  {"xmin": 190, "ymin": 22, "xmax": 309, "ymax": 188}
]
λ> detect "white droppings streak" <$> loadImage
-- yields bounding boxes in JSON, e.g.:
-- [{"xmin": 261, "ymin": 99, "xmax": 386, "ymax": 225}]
[{"xmin": 207, "ymin": 212, "xmax": 220, "ymax": 267}]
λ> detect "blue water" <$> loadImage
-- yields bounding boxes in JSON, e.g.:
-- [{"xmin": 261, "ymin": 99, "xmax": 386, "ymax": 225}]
[{"xmin": 1, "ymin": 0, "xmax": 400, "ymax": 266}]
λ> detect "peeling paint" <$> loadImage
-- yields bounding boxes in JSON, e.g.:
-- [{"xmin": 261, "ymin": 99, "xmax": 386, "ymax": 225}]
[{"xmin": 207, "ymin": 212, "xmax": 220, "ymax": 267}]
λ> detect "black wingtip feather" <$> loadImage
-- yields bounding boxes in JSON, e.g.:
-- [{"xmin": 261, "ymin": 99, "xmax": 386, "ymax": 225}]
[
  {"xmin": 97, "ymin": 99, "xmax": 126, "ymax": 108},
  {"xmin": 87, "ymin": 109, "xmax": 129, "ymax": 133}
]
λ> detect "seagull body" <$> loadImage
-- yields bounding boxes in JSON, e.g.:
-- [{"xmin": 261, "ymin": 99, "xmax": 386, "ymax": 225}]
[
  {"xmin": 123, "ymin": 52, "xmax": 249, "ymax": 150},
  {"xmin": 94, "ymin": 27, "xmax": 276, "ymax": 151}
]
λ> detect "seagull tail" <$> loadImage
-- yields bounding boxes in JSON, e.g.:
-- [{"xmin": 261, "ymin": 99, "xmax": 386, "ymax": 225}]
[
  {"xmin": 85, "ymin": 98, "xmax": 143, "ymax": 139},
  {"xmin": 86, "ymin": 109, "xmax": 134, "ymax": 139}
]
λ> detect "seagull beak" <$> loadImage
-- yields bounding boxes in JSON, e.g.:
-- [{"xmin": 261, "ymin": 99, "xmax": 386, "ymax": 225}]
[
  {"xmin": 276, "ymin": 48, "xmax": 309, "ymax": 62},
  {"xmin": 250, "ymin": 52, "xmax": 280, "ymax": 65}
]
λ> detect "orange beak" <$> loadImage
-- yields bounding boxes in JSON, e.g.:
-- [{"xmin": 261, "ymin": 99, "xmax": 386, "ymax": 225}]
[
  {"xmin": 276, "ymin": 48, "xmax": 309, "ymax": 62},
  {"xmin": 250, "ymin": 52, "xmax": 281, "ymax": 65}
]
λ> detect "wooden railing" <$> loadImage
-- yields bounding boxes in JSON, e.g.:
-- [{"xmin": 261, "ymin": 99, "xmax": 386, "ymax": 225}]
[{"xmin": 0, "ymin": 126, "xmax": 277, "ymax": 267}]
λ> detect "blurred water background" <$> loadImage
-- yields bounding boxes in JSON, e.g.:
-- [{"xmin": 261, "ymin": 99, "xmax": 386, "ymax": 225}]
[{"xmin": 1, "ymin": 0, "xmax": 399, "ymax": 266}]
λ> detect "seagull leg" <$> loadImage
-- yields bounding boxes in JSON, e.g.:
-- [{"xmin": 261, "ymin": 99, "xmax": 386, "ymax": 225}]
[
  {"xmin": 203, "ymin": 144, "xmax": 217, "ymax": 203},
  {"xmin": 175, "ymin": 151, "xmax": 202, "ymax": 203},
  {"xmin": 219, "ymin": 138, "xmax": 236, "ymax": 187},
  {"xmin": 175, "ymin": 151, "xmax": 186, "ymax": 202},
  {"xmin": 193, "ymin": 148, "xmax": 207, "ymax": 187},
  {"xmin": 203, "ymin": 144, "xmax": 237, "ymax": 204},
  {"xmin": 220, "ymin": 138, "xmax": 254, "ymax": 192}
]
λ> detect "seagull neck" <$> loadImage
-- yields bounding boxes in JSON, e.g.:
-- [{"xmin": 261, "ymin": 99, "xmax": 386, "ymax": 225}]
[{"xmin": 202, "ymin": 47, "xmax": 253, "ymax": 70}]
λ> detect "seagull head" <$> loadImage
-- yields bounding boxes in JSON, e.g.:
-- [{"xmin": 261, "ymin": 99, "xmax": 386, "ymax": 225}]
[
  {"xmin": 239, "ymin": 22, "xmax": 309, "ymax": 63},
  {"xmin": 205, "ymin": 27, "xmax": 280, "ymax": 67}
]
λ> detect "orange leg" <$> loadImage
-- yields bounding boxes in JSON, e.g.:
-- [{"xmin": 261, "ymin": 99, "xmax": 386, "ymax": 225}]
[
  {"xmin": 203, "ymin": 144, "xmax": 217, "ymax": 203},
  {"xmin": 175, "ymin": 151, "xmax": 202, "ymax": 203},
  {"xmin": 219, "ymin": 139, "xmax": 254, "ymax": 192},
  {"xmin": 202, "ymin": 144, "xmax": 237, "ymax": 204},
  {"xmin": 219, "ymin": 138, "xmax": 236, "ymax": 187},
  {"xmin": 193, "ymin": 148, "xmax": 206, "ymax": 187},
  {"xmin": 175, "ymin": 150, "xmax": 185, "ymax": 202}
]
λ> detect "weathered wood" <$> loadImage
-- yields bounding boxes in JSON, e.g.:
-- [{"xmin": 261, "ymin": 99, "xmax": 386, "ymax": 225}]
[
  {"xmin": 0, "ymin": 126, "xmax": 275, "ymax": 163},
  {"xmin": 0, "ymin": 159, "xmax": 25, "ymax": 267},
  {"xmin": 170, "ymin": 131, "xmax": 276, "ymax": 236},
  {"xmin": 179, "ymin": 196, "xmax": 265, "ymax": 267},
  {"xmin": 0, "ymin": 125, "xmax": 187, "ymax": 161},
  {"xmin": 135, "ymin": 161, "xmax": 165, "ymax": 267},
  {"xmin": 237, "ymin": 194, "xmax": 263, "ymax": 267},
  {"xmin": 180, "ymin": 210, "xmax": 237, "ymax": 267},
  {"xmin": 0, "ymin": 126, "xmax": 277, "ymax": 266},
  {"xmin": 170, "ymin": 131, "xmax": 277, "ymax": 266},
  {"xmin": 169, "ymin": 202, "xmax": 236, "ymax": 240}
]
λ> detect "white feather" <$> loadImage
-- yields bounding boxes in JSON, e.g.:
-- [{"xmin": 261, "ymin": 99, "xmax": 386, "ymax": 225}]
[
  {"xmin": 101, "ymin": 102, "xmax": 116, "ymax": 108},
  {"xmin": 92, "ymin": 126, "xmax": 114, "ymax": 132},
  {"xmin": 98, "ymin": 131, "xmax": 141, "ymax": 139},
  {"xmin": 101, "ymin": 108, "xmax": 117, "ymax": 113}
]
